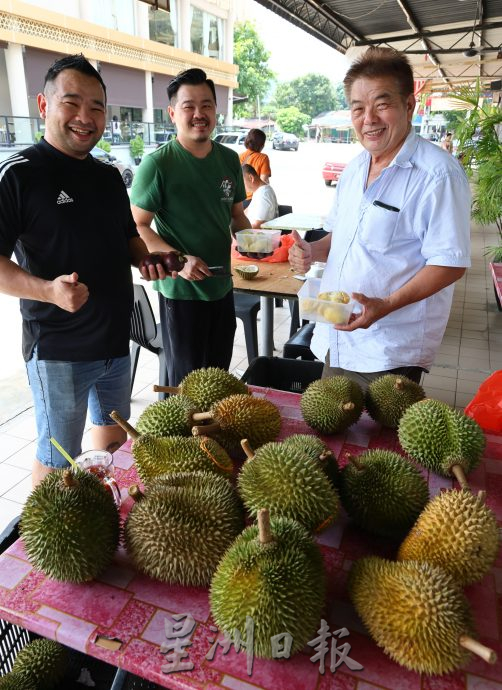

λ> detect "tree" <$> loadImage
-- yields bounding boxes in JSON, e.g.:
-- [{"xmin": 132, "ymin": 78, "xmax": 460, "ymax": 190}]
[
  {"xmin": 275, "ymin": 107, "xmax": 310, "ymax": 138},
  {"xmin": 333, "ymin": 83, "xmax": 348, "ymax": 111},
  {"xmin": 274, "ymin": 74, "xmax": 336, "ymax": 119},
  {"xmin": 233, "ymin": 21, "xmax": 275, "ymax": 118}
]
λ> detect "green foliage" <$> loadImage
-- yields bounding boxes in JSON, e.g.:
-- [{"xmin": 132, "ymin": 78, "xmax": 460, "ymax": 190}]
[
  {"xmin": 129, "ymin": 135, "xmax": 144, "ymax": 160},
  {"xmin": 451, "ymin": 82, "xmax": 502, "ymax": 252},
  {"xmin": 233, "ymin": 21, "xmax": 275, "ymax": 118},
  {"xmin": 34, "ymin": 131, "xmax": 43, "ymax": 143},
  {"xmin": 274, "ymin": 73, "xmax": 336, "ymax": 119},
  {"xmin": 333, "ymin": 83, "xmax": 348, "ymax": 111},
  {"xmin": 96, "ymin": 138, "xmax": 111, "ymax": 153},
  {"xmin": 434, "ymin": 110, "xmax": 465, "ymax": 131},
  {"xmin": 275, "ymin": 107, "xmax": 310, "ymax": 138}
]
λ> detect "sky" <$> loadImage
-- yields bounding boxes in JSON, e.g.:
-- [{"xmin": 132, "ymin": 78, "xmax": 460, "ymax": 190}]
[{"xmin": 242, "ymin": 1, "xmax": 350, "ymax": 85}]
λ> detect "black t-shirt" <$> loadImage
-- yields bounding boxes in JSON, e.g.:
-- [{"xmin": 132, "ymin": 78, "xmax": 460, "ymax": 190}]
[{"xmin": 0, "ymin": 139, "xmax": 138, "ymax": 361}]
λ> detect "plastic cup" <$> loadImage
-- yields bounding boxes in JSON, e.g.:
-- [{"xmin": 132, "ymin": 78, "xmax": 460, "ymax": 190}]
[{"xmin": 74, "ymin": 450, "xmax": 121, "ymax": 507}]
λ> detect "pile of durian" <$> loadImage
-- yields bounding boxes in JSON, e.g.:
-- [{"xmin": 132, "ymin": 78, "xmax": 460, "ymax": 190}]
[{"xmin": 18, "ymin": 367, "xmax": 500, "ymax": 678}]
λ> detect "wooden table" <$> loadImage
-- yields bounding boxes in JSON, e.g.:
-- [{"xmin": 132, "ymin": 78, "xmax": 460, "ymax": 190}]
[
  {"xmin": 232, "ymin": 259, "xmax": 304, "ymax": 355},
  {"xmin": 1, "ymin": 386, "xmax": 501, "ymax": 689}
]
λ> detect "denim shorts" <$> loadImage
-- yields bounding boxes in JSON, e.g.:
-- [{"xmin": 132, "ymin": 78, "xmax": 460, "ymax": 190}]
[{"xmin": 26, "ymin": 348, "xmax": 131, "ymax": 468}]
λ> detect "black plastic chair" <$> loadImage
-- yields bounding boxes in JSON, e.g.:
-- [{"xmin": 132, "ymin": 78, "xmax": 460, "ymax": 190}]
[
  {"xmin": 130, "ymin": 284, "xmax": 167, "ymax": 397},
  {"xmin": 234, "ymin": 293, "xmax": 261, "ymax": 364},
  {"xmin": 283, "ymin": 322, "xmax": 317, "ymax": 360}
]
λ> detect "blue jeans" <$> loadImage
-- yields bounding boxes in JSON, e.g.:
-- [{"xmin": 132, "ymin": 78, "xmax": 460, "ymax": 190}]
[{"xmin": 26, "ymin": 348, "xmax": 131, "ymax": 467}]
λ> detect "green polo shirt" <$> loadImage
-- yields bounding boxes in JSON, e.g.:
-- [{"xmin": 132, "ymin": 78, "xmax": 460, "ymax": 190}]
[{"xmin": 131, "ymin": 139, "xmax": 245, "ymax": 300}]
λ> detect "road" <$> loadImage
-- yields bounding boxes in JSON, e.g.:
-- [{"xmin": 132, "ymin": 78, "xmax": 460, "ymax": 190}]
[{"xmin": 0, "ymin": 140, "xmax": 362, "ymax": 423}]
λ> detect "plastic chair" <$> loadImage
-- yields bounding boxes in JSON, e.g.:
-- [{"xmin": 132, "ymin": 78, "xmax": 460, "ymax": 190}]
[
  {"xmin": 234, "ymin": 293, "xmax": 261, "ymax": 364},
  {"xmin": 277, "ymin": 204, "xmax": 293, "ymax": 217},
  {"xmin": 130, "ymin": 284, "xmax": 167, "ymax": 397},
  {"xmin": 283, "ymin": 322, "xmax": 317, "ymax": 360}
]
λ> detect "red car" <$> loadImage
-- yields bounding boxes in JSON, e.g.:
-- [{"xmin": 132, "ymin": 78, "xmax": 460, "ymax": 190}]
[{"xmin": 322, "ymin": 161, "xmax": 346, "ymax": 186}]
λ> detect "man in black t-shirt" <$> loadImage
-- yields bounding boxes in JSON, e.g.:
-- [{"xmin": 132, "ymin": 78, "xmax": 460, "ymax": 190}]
[{"xmin": 0, "ymin": 54, "xmax": 161, "ymax": 487}]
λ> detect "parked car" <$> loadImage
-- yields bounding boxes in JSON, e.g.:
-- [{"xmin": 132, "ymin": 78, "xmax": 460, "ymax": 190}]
[
  {"xmin": 213, "ymin": 131, "xmax": 247, "ymax": 151},
  {"xmin": 322, "ymin": 161, "xmax": 347, "ymax": 186},
  {"xmin": 272, "ymin": 131, "xmax": 299, "ymax": 151},
  {"xmin": 91, "ymin": 147, "xmax": 134, "ymax": 188}
]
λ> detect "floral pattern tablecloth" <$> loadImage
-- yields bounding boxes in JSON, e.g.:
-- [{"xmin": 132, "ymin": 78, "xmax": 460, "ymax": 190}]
[{"xmin": 1, "ymin": 386, "xmax": 501, "ymax": 690}]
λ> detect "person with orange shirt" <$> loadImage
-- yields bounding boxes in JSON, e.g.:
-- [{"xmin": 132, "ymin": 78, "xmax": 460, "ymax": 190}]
[{"xmin": 239, "ymin": 128, "xmax": 271, "ymax": 199}]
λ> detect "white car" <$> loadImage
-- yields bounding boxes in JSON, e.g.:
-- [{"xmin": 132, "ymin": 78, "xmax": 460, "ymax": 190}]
[{"xmin": 213, "ymin": 131, "xmax": 247, "ymax": 151}]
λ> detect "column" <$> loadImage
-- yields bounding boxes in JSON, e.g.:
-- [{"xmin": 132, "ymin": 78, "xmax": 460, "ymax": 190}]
[
  {"xmin": 225, "ymin": 8, "xmax": 234, "ymax": 125},
  {"xmin": 143, "ymin": 71, "xmax": 154, "ymax": 142},
  {"xmin": 4, "ymin": 43, "xmax": 32, "ymax": 145},
  {"xmin": 178, "ymin": 0, "xmax": 191, "ymax": 52}
]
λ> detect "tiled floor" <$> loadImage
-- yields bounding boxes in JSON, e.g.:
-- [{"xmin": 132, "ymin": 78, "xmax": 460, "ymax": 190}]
[{"xmin": 0, "ymin": 220, "xmax": 500, "ymax": 533}]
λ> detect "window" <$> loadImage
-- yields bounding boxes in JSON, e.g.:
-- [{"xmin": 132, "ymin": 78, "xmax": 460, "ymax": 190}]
[
  {"xmin": 190, "ymin": 6, "xmax": 223, "ymax": 59},
  {"xmin": 149, "ymin": 4, "xmax": 177, "ymax": 47}
]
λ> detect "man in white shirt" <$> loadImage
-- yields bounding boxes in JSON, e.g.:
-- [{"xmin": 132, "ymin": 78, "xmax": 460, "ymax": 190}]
[
  {"xmin": 242, "ymin": 164, "xmax": 279, "ymax": 228},
  {"xmin": 288, "ymin": 47, "xmax": 470, "ymax": 388}
]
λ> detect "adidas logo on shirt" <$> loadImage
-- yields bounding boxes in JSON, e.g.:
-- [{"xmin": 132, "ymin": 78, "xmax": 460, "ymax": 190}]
[{"xmin": 57, "ymin": 190, "xmax": 74, "ymax": 204}]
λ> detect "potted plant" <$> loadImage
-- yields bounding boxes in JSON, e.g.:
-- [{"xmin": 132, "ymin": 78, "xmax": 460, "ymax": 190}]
[
  {"xmin": 129, "ymin": 135, "xmax": 144, "ymax": 165},
  {"xmin": 451, "ymin": 82, "xmax": 502, "ymax": 262}
]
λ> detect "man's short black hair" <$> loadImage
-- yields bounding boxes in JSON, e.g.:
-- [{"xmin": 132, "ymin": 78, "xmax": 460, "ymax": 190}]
[
  {"xmin": 167, "ymin": 68, "xmax": 217, "ymax": 105},
  {"xmin": 44, "ymin": 54, "xmax": 107, "ymax": 99}
]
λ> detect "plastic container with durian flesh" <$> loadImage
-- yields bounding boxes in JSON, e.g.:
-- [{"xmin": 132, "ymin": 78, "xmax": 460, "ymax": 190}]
[
  {"xmin": 298, "ymin": 278, "xmax": 355, "ymax": 325},
  {"xmin": 235, "ymin": 229, "xmax": 281, "ymax": 259}
]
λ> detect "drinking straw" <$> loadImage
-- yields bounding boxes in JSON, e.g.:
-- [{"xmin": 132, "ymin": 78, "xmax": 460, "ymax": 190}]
[{"xmin": 50, "ymin": 437, "xmax": 80, "ymax": 472}]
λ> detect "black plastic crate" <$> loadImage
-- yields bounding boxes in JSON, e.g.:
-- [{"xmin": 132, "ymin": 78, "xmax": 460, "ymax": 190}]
[
  {"xmin": 0, "ymin": 520, "xmax": 162, "ymax": 689},
  {"xmin": 0, "ymin": 618, "xmax": 163, "ymax": 689},
  {"xmin": 241, "ymin": 356, "xmax": 323, "ymax": 393}
]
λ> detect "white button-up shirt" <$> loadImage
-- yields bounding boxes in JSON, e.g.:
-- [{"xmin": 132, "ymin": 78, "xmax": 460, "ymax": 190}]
[{"xmin": 311, "ymin": 130, "xmax": 471, "ymax": 372}]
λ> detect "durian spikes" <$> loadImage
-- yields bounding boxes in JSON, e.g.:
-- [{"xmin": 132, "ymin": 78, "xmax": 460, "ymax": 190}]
[
  {"xmin": 459, "ymin": 636, "xmax": 497, "ymax": 664},
  {"xmin": 110, "ymin": 410, "xmax": 140, "ymax": 440}
]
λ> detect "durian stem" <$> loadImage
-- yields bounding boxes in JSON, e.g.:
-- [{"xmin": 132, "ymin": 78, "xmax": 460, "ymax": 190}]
[
  {"xmin": 153, "ymin": 385, "xmax": 179, "ymax": 394},
  {"xmin": 342, "ymin": 402, "xmax": 355, "ymax": 411},
  {"xmin": 241, "ymin": 439, "xmax": 255, "ymax": 459},
  {"xmin": 109, "ymin": 410, "xmax": 140, "ymax": 440},
  {"xmin": 128, "ymin": 485, "xmax": 144, "ymax": 502},
  {"xmin": 451, "ymin": 464, "xmax": 469, "ymax": 490},
  {"xmin": 319, "ymin": 450, "xmax": 333, "ymax": 461},
  {"xmin": 476, "ymin": 490, "xmax": 487, "ymax": 506},
  {"xmin": 192, "ymin": 423, "xmax": 221, "ymax": 436},
  {"xmin": 459, "ymin": 635, "xmax": 497, "ymax": 664},
  {"xmin": 258, "ymin": 509, "xmax": 273, "ymax": 543},
  {"xmin": 346, "ymin": 453, "xmax": 364, "ymax": 471},
  {"xmin": 192, "ymin": 411, "xmax": 214, "ymax": 422},
  {"xmin": 394, "ymin": 378, "xmax": 404, "ymax": 390},
  {"xmin": 62, "ymin": 469, "xmax": 78, "ymax": 487}
]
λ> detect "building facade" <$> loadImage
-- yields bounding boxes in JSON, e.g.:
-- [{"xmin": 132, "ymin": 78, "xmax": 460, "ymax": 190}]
[{"xmin": 0, "ymin": 0, "xmax": 239, "ymax": 146}]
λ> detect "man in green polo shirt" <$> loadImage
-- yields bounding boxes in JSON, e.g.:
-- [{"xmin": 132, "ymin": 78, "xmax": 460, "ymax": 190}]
[{"xmin": 131, "ymin": 68, "xmax": 250, "ymax": 386}]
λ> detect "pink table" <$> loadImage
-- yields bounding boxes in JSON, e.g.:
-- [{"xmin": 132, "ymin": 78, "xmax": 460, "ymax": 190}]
[{"xmin": 1, "ymin": 386, "xmax": 502, "ymax": 689}]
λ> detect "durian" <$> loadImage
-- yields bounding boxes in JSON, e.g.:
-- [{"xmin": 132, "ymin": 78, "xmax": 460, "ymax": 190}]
[
  {"xmin": 12, "ymin": 639, "xmax": 67, "ymax": 690},
  {"xmin": 21, "ymin": 469, "xmax": 120, "ymax": 582},
  {"xmin": 300, "ymin": 376, "xmax": 364, "ymax": 434},
  {"xmin": 125, "ymin": 472, "xmax": 244, "ymax": 586},
  {"xmin": 349, "ymin": 556, "xmax": 496, "ymax": 675},
  {"xmin": 238, "ymin": 439, "xmax": 339, "ymax": 532},
  {"xmin": 398, "ymin": 489, "xmax": 500, "ymax": 585},
  {"xmin": 210, "ymin": 509, "xmax": 325, "ymax": 658},
  {"xmin": 110, "ymin": 412, "xmax": 233, "ymax": 483},
  {"xmin": 398, "ymin": 399, "xmax": 485, "ymax": 488},
  {"xmin": 365, "ymin": 374, "xmax": 425, "ymax": 428},
  {"xmin": 0, "ymin": 674, "xmax": 36, "ymax": 689},
  {"xmin": 281, "ymin": 433, "xmax": 340, "ymax": 488},
  {"xmin": 154, "ymin": 367, "xmax": 249, "ymax": 411},
  {"xmin": 340, "ymin": 450, "xmax": 429, "ymax": 538},
  {"xmin": 192, "ymin": 394, "xmax": 282, "ymax": 451},
  {"xmin": 136, "ymin": 395, "xmax": 197, "ymax": 437}
]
